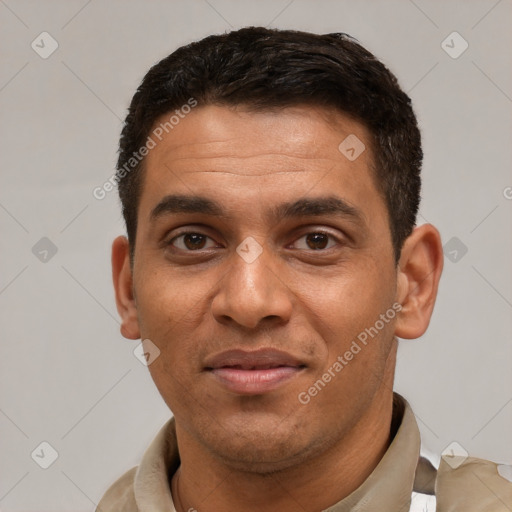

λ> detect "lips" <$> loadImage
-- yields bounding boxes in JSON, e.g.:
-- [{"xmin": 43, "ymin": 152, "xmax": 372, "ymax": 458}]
[{"xmin": 204, "ymin": 348, "xmax": 306, "ymax": 395}]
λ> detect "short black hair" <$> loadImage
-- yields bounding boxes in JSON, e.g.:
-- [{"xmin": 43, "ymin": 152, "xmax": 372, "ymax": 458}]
[{"xmin": 117, "ymin": 26, "xmax": 422, "ymax": 263}]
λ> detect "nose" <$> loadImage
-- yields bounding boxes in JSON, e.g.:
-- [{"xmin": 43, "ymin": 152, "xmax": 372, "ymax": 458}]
[{"xmin": 211, "ymin": 243, "xmax": 293, "ymax": 330}]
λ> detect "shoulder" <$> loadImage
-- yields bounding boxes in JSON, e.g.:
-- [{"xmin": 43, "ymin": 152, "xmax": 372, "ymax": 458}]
[
  {"xmin": 96, "ymin": 466, "xmax": 138, "ymax": 512},
  {"xmin": 435, "ymin": 455, "xmax": 512, "ymax": 511}
]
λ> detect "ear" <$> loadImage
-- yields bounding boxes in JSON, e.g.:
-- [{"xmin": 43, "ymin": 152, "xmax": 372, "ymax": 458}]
[
  {"xmin": 394, "ymin": 224, "xmax": 443, "ymax": 339},
  {"xmin": 112, "ymin": 236, "xmax": 141, "ymax": 340}
]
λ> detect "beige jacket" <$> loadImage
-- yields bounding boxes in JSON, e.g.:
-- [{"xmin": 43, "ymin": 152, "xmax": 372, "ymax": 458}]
[{"xmin": 97, "ymin": 394, "xmax": 511, "ymax": 511}]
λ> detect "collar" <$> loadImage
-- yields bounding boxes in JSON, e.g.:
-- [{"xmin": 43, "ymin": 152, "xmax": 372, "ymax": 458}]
[
  {"xmin": 133, "ymin": 393, "xmax": 423, "ymax": 512},
  {"xmin": 325, "ymin": 393, "xmax": 422, "ymax": 511}
]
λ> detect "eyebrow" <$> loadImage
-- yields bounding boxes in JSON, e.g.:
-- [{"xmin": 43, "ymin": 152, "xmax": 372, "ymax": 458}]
[{"xmin": 150, "ymin": 194, "xmax": 365, "ymax": 225}]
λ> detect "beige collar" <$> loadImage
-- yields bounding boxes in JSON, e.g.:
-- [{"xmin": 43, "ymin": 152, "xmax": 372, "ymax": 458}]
[
  {"xmin": 325, "ymin": 393, "xmax": 422, "ymax": 511},
  {"xmin": 133, "ymin": 393, "xmax": 424, "ymax": 512}
]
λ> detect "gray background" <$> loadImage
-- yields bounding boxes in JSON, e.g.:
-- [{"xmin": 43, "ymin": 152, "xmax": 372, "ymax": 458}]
[{"xmin": 1, "ymin": 0, "xmax": 511, "ymax": 510}]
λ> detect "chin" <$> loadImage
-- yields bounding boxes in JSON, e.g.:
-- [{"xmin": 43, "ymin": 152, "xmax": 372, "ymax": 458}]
[
  {"xmin": 198, "ymin": 413, "xmax": 323, "ymax": 474},
  {"xmin": 216, "ymin": 441, "xmax": 309, "ymax": 475}
]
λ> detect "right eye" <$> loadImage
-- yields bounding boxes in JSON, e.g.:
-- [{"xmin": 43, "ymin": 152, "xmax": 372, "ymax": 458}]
[{"xmin": 167, "ymin": 232, "xmax": 219, "ymax": 251}]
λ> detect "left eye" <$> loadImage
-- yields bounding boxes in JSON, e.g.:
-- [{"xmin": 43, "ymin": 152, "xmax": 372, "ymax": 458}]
[
  {"xmin": 292, "ymin": 232, "xmax": 338, "ymax": 250},
  {"xmin": 169, "ymin": 233, "xmax": 218, "ymax": 251}
]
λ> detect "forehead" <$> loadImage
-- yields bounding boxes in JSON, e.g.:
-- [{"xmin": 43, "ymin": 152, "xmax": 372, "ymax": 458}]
[
  {"xmin": 137, "ymin": 104, "xmax": 386, "ymax": 231},
  {"xmin": 145, "ymin": 104, "xmax": 371, "ymax": 166}
]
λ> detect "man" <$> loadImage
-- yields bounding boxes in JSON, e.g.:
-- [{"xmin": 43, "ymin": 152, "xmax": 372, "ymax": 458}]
[{"xmin": 99, "ymin": 27, "xmax": 511, "ymax": 511}]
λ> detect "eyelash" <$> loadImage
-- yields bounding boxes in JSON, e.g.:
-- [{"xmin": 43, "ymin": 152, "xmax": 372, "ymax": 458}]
[{"xmin": 166, "ymin": 230, "xmax": 341, "ymax": 252}]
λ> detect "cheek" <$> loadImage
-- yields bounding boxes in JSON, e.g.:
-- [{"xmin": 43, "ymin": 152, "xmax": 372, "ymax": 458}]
[
  {"xmin": 296, "ymin": 267, "xmax": 398, "ymax": 397},
  {"xmin": 141, "ymin": 297, "xmax": 201, "ymax": 413},
  {"xmin": 135, "ymin": 263, "xmax": 200, "ymax": 331},
  {"xmin": 300, "ymin": 281, "xmax": 398, "ymax": 420},
  {"xmin": 134, "ymin": 270, "xmax": 206, "ymax": 381},
  {"xmin": 298, "ymin": 263, "xmax": 396, "ymax": 336}
]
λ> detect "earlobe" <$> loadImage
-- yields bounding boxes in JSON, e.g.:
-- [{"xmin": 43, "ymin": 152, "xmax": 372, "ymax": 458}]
[
  {"xmin": 112, "ymin": 236, "xmax": 141, "ymax": 340},
  {"xmin": 394, "ymin": 224, "xmax": 444, "ymax": 340}
]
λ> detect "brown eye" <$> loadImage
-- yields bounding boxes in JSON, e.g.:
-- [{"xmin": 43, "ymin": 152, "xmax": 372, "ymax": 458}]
[
  {"xmin": 183, "ymin": 233, "xmax": 206, "ymax": 250},
  {"xmin": 293, "ymin": 232, "xmax": 338, "ymax": 251},
  {"xmin": 306, "ymin": 233, "xmax": 329, "ymax": 250},
  {"xmin": 169, "ymin": 233, "xmax": 216, "ymax": 251}
]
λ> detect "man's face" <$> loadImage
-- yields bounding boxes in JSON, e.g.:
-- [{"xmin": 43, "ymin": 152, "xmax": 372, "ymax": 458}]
[{"xmin": 131, "ymin": 104, "xmax": 400, "ymax": 471}]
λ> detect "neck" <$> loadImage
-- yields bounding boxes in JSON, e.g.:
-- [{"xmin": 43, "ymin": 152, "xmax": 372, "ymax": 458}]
[{"xmin": 172, "ymin": 360, "xmax": 396, "ymax": 512}]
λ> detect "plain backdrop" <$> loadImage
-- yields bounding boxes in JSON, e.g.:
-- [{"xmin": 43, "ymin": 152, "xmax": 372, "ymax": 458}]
[{"xmin": 0, "ymin": 0, "xmax": 511, "ymax": 510}]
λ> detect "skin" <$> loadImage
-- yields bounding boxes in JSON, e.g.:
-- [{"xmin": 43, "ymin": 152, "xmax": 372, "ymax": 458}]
[{"xmin": 112, "ymin": 104, "xmax": 443, "ymax": 512}]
